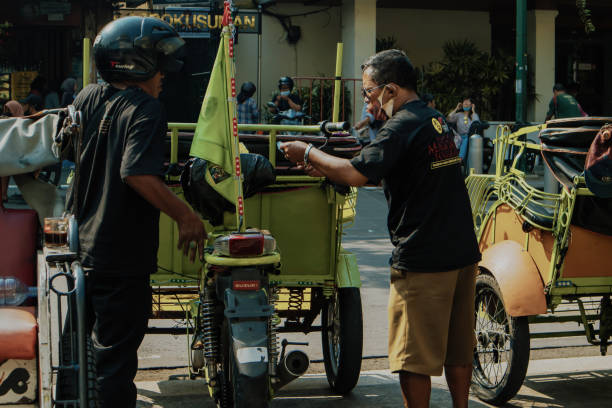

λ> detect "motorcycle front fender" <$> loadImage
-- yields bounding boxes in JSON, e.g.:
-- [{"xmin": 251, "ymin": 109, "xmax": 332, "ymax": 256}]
[{"xmin": 224, "ymin": 288, "xmax": 273, "ymax": 379}]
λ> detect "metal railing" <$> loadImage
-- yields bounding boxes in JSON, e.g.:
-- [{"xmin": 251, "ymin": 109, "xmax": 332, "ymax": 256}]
[{"xmin": 293, "ymin": 76, "xmax": 362, "ymax": 123}]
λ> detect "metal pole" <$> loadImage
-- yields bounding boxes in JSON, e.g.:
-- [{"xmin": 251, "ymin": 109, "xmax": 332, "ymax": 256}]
[
  {"xmin": 257, "ymin": 5, "xmax": 262, "ymax": 114},
  {"xmin": 515, "ymin": 0, "xmax": 527, "ymax": 123},
  {"xmin": 82, "ymin": 38, "xmax": 91, "ymax": 88},
  {"xmin": 468, "ymin": 134, "xmax": 483, "ymax": 174},
  {"xmin": 332, "ymin": 43, "xmax": 343, "ymax": 122}
]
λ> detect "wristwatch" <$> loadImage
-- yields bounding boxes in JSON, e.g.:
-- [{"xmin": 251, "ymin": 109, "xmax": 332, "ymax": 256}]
[{"xmin": 304, "ymin": 143, "xmax": 314, "ymax": 165}]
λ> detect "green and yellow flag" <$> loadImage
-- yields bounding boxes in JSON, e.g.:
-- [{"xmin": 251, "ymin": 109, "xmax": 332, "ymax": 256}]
[{"xmin": 190, "ymin": 36, "xmax": 235, "ymax": 203}]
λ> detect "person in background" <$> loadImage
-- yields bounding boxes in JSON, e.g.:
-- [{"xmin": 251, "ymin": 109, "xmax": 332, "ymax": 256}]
[
  {"xmin": 44, "ymin": 79, "xmax": 60, "ymax": 109},
  {"xmin": 447, "ymin": 97, "xmax": 479, "ymax": 161},
  {"xmin": 237, "ymin": 81, "xmax": 259, "ymax": 125},
  {"xmin": 354, "ymin": 102, "xmax": 382, "ymax": 144},
  {"xmin": 2, "ymin": 100, "xmax": 25, "ymax": 118},
  {"xmin": 268, "ymin": 76, "xmax": 302, "ymax": 113},
  {"xmin": 545, "ymin": 83, "xmax": 584, "ymax": 121},
  {"xmin": 1, "ymin": 101, "xmax": 25, "ymax": 202},
  {"xmin": 422, "ymin": 93, "xmax": 436, "ymax": 110},
  {"xmin": 60, "ymin": 77, "xmax": 78, "ymax": 107},
  {"xmin": 29, "ymin": 75, "xmax": 47, "ymax": 98},
  {"xmin": 19, "ymin": 94, "xmax": 44, "ymax": 116}
]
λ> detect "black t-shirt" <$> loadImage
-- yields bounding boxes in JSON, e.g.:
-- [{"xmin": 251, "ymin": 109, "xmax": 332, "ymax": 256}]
[
  {"xmin": 271, "ymin": 93, "xmax": 302, "ymax": 111},
  {"xmin": 67, "ymin": 84, "xmax": 166, "ymax": 275},
  {"xmin": 351, "ymin": 100, "xmax": 481, "ymax": 272}
]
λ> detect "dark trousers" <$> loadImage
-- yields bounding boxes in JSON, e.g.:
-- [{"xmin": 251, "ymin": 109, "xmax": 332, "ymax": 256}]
[{"xmin": 86, "ymin": 273, "xmax": 151, "ymax": 408}]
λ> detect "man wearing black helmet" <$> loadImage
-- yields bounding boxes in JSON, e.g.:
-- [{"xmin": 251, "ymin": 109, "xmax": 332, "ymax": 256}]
[
  {"xmin": 63, "ymin": 16, "xmax": 207, "ymax": 407},
  {"xmin": 268, "ymin": 76, "xmax": 302, "ymax": 113}
]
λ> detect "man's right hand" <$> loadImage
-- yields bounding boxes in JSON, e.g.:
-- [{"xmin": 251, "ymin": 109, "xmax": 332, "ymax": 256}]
[{"xmin": 177, "ymin": 211, "xmax": 207, "ymax": 263}]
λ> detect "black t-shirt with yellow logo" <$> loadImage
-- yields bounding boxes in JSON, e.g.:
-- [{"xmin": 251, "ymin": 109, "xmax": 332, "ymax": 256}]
[{"xmin": 351, "ymin": 100, "xmax": 481, "ymax": 272}]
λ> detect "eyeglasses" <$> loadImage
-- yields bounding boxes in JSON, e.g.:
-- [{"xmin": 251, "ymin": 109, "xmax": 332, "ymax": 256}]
[{"xmin": 361, "ymin": 83, "xmax": 386, "ymax": 99}]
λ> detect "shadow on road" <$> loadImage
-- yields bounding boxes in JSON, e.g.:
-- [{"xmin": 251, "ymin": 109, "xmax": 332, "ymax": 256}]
[{"xmin": 498, "ymin": 369, "xmax": 612, "ymax": 408}]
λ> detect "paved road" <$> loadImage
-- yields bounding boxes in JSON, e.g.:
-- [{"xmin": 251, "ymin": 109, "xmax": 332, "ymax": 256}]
[
  {"xmin": 138, "ymin": 187, "xmax": 598, "ymax": 369},
  {"xmin": 136, "ymin": 356, "xmax": 612, "ymax": 407}
]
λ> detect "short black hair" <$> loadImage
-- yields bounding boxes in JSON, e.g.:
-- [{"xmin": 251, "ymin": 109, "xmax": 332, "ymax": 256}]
[
  {"xmin": 361, "ymin": 49, "xmax": 417, "ymax": 91},
  {"xmin": 553, "ymin": 83, "xmax": 565, "ymax": 92},
  {"xmin": 422, "ymin": 93, "xmax": 434, "ymax": 103}
]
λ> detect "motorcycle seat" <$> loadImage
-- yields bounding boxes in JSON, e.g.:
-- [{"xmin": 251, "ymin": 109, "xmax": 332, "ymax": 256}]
[{"xmin": 0, "ymin": 307, "xmax": 37, "ymax": 361}]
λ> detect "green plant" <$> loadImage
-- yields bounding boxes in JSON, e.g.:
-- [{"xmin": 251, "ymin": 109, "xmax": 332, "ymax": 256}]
[
  {"xmin": 297, "ymin": 80, "xmax": 353, "ymax": 123},
  {"xmin": 418, "ymin": 40, "xmax": 515, "ymax": 120},
  {"xmin": 376, "ymin": 36, "xmax": 401, "ymax": 52},
  {"xmin": 576, "ymin": 0, "xmax": 596, "ymax": 34}
]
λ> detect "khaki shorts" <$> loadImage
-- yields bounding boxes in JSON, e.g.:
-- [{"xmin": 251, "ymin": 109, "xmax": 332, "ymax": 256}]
[{"xmin": 388, "ymin": 264, "xmax": 477, "ymax": 376}]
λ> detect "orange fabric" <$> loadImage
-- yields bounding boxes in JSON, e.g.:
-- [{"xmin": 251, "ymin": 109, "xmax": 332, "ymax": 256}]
[{"xmin": 0, "ymin": 307, "xmax": 37, "ymax": 361}]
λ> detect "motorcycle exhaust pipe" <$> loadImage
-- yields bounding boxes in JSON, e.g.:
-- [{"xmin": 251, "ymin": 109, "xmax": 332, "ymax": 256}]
[{"xmin": 272, "ymin": 350, "xmax": 309, "ymax": 391}]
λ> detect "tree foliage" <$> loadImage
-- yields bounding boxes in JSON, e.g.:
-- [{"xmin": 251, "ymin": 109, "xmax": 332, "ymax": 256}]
[
  {"xmin": 576, "ymin": 0, "xmax": 596, "ymax": 34},
  {"xmin": 418, "ymin": 40, "xmax": 515, "ymax": 120}
]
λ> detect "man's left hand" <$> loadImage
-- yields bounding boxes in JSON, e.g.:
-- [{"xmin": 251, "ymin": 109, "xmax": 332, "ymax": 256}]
[{"xmin": 279, "ymin": 141, "xmax": 308, "ymax": 163}]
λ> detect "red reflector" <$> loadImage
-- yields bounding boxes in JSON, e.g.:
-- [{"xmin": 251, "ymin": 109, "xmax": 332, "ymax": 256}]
[
  {"xmin": 233, "ymin": 280, "xmax": 260, "ymax": 291},
  {"xmin": 229, "ymin": 233, "xmax": 264, "ymax": 257}
]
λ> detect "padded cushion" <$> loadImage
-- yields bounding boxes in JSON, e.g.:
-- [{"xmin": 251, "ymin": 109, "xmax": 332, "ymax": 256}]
[
  {"xmin": 0, "ymin": 307, "xmax": 37, "ymax": 361},
  {"xmin": 539, "ymin": 127, "xmax": 599, "ymax": 148},
  {"xmin": 0, "ymin": 207, "xmax": 38, "ymax": 287},
  {"xmin": 512, "ymin": 182, "xmax": 555, "ymax": 229},
  {"xmin": 546, "ymin": 116, "xmax": 612, "ymax": 129},
  {"xmin": 164, "ymin": 132, "xmax": 362, "ymax": 172}
]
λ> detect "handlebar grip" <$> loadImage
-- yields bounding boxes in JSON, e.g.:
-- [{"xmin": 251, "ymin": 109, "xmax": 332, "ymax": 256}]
[{"xmin": 320, "ymin": 121, "xmax": 350, "ymax": 134}]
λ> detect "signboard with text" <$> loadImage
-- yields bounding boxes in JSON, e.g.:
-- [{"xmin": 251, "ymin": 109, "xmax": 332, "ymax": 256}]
[{"xmin": 148, "ymin": 8, "xmax": 259, "ymax": 37}]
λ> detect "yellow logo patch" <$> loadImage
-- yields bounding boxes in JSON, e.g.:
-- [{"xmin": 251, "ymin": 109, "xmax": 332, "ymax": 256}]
[{"xmin": 432, "ymin": 118, "xmax": 443, "ymax": 134}]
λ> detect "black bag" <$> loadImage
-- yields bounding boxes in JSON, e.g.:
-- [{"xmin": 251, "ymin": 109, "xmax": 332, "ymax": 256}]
[{"xmin": 181, "ymin": 153, "xmax": 275, "ymax": 225}]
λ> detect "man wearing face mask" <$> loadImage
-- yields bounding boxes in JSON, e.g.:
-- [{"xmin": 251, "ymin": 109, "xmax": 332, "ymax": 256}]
[
  {"xmin": 268, "ymin": 76, "xmax": 302, "ymax": 113},
  {"xmin": 280, "ymin": 49, "xmax": 480, "ymax": 408}
]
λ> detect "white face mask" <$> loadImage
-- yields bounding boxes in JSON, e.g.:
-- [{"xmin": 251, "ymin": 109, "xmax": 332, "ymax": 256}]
[{"xmin": 377, "ymin": 87, "xmax": 395, "ymax": 118}]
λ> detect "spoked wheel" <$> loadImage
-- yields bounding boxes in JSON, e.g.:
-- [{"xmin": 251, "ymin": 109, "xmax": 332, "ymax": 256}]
[
  {"xmin": 321, "ymin": 287, "xmax": 363, "ymax": 394},
  {"xmin": 472, "ymin": 273, "xmax": 530, "ymax": 406}
]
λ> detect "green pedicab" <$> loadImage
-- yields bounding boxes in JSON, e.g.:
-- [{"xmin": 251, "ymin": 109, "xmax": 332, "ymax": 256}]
[{"xmin": 152, "ymin": 121, "xmax": 364, "ymax": 405}]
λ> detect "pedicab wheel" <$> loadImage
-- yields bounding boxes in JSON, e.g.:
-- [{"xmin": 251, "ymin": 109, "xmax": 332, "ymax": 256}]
[
  {"xmin": 55, "ymin": 333, "xmax": 100, "ymax": 407},
  {"xmin": 472, "ymin": 273, "xmax": 530, "ymax": 406},
  {"xmin": 321, "ymin": 287, "xmax": 363, "ymax": 394}
]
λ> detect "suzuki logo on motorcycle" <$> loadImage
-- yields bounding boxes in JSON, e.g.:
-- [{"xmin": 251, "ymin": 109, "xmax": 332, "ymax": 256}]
[{"xmin": 233, "ymin": 280, "xmax": 260, "ymax": 291}]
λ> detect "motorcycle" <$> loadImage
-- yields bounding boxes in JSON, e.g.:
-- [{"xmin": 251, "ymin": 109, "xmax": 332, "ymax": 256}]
[{"xmin": 182, "ymin": 120, "xmax": 357, "ymax": 408}]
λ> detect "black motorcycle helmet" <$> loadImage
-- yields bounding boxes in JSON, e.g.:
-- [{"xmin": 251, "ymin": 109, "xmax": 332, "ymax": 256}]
[
  {"xmin": 278, "ymin": 76, "xmax": 294, "ymax": 91},
  {"xmin": 237, "ymin": 82, "xmax": 256, "ymax": 104},
  {"xmin": 94, "ymin": 16, "xmax": 186, "ymax": 83}
]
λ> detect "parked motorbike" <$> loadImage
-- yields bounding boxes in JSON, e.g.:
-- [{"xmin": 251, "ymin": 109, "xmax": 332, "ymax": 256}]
[{"xmin": 185, "ymin": 120, "xmax": 351, "ymax": 408}]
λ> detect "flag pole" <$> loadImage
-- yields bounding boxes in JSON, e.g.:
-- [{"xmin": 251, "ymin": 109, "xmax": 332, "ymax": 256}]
[{"xmin": 222, "ymin": 1, "xmax": 245, "ymax": 232}]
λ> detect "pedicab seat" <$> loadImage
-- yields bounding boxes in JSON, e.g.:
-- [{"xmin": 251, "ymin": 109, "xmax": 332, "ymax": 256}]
[
  {"xmin": 0, "ymin": 207, "xmax": 38, "ymax": 287},
  {"xmin": 0, "ymin": 307, "xmax": 37, "ymax": 361},
  {"xmin": 510, "ymin": 182, "xmax": 555, "ymax": 229},
  {"xmin": 539, "ymin": 119, "xmax": 612, "ymax": 236},
  {"xmin": 164, "ymin": 132, "xmax": 361, "ymax": 174}
]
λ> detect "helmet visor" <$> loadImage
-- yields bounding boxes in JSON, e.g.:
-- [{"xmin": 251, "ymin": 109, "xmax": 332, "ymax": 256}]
[{"xmin": 156, "ymin": 36, "xmax": 185, "ymax": 56}]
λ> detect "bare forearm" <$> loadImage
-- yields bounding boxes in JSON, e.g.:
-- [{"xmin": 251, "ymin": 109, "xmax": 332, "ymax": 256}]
[
  {"xmin": 308, "ymin": 148, "xmax": 367, "ymax": 186},
  {"xmin": 125, "ymin": 175, "xmax": 192, "ymax": 222},
  {"xmin": 288, "ymin": 98, "xmax": 302, "ymax": 111}
]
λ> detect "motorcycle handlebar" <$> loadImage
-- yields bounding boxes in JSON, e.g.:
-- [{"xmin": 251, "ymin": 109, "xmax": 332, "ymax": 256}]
[{"xmin": 320, "ymin": 120, "xmax": 350, "ymax": 135}]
